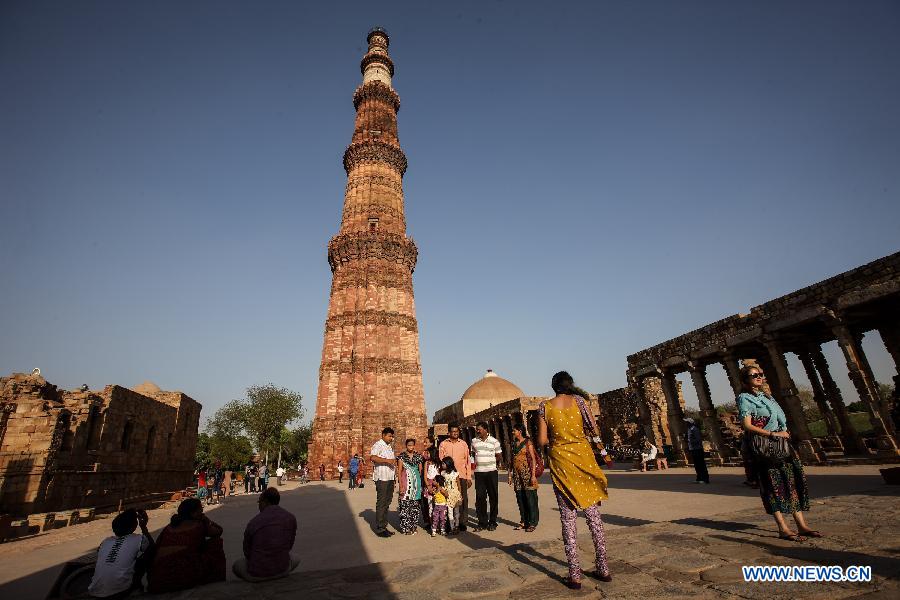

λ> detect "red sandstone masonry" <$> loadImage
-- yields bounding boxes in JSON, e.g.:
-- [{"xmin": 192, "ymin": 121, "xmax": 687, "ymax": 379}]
[
  {"xmin": 308, "ymin": 30, "xmax": 427, "ymax": 476},
  {"xmin": 0, "ymin": 373, "xmax": 200, "ymax": 517}
]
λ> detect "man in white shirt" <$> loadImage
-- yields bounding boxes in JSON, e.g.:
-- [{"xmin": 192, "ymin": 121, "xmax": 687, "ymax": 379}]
[
  {"xmin": 471, "ymin": 421, "xmax": 503, "ymax": 531},
  {"xmin": 276, "ymin": 465, "xmax": 285, "ymax": 485},
  {"xmin": 369, "ymin": 427, "xmax": 396, "ymax": 538},
  {"xmin": 88, "ymin": 509, "xmax": 154, "ymax": 598}
]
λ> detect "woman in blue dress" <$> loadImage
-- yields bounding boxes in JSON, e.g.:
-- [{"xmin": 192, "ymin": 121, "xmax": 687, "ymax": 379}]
[{"xmin": 737, "ymin": 364, "xmax": 823, "ymax": 541}]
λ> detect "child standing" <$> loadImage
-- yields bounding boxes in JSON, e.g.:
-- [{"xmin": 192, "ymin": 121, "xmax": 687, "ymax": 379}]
[
  {"xmin": 431, "ymin": 475, "xmax": 448, "ymax": 537},
  {"xmin": 423, "ymin": 450, "xmax": 441, "ymax": 530},
  {"xmin": 442, "ymin": 457, "xmax": 463, "ymax": 535}
]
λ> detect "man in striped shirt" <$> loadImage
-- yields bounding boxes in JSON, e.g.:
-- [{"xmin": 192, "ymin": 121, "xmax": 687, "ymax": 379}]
[{"xmin": 471, "ymin": 421, "xmax": 503, "ymax": 531}]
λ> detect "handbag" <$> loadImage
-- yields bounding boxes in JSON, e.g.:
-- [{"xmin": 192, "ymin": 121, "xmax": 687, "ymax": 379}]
[
  {"xmin": 750, "ymin": 431, "xmax": 792, "ymax": 462},
  {"xmin": 573, "ymin": 394, "xmax": 613, "ymax": 468},
  {"xmin": 528, "ymin": 441, "xmax": 545, "ymax": 478}
]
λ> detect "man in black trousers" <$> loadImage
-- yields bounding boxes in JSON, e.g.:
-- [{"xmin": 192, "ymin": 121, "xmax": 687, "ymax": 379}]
[
  {"xmin": 471, "ymin": 421, "xmax": 503, "ymax": 531},
  {"xmin": 369, "ymin": 427, "xmax": 397, "ymax": 537},
  {"xmin": 685, "ymin": 418, "xmax": 710, "ymax": 484}
]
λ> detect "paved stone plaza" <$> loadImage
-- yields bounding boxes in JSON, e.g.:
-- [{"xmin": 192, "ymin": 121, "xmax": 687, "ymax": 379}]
[{"xmin": 0, "ymin": 465, "xmax": 897, "ymax": 599}]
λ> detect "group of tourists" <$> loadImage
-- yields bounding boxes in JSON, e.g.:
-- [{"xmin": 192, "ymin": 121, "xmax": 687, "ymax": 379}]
[
  {"xmin": 361, "ymin": 367, "xmax": 822, "ymax": 590},
  {"xmin": 87, "ymin": 488, "xmax": 299, "ymax": 599},
  {"xmin": 88, "ymin": 365, "xmax": 822, "ymax": 595},
  {"xmin": 242, "ymin": 462, "xmax": 269, "ymax": 494},
  {"xmin": 361, "ymin": 372, "xmax": 609, "ymax": 588}
]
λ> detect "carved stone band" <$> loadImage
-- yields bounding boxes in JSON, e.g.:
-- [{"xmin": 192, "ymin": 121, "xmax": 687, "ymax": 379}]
[
  {"xmin": 330, "ymin": 268, "xmax": 414, "ymax": 293},
  {"xmin": 326, "ymin": 310, "xmax": 418, "ymax": 332},
  {"xmin": 345, "ymin": 174, "xmax": 403, "ymax": 195},
  {"xmin": 343, "ymin": 140, "xmax": 407, "ymax": 176},
  {"xmin": 353, "ymin": 81, "xmax": 401, "ymax": 112},
  {"xmin": 328, "ymin": 231, "xmax": 418, "ymax": 272},
  {"xmin": 342, "ymin": 203, "xmax": 406, "ymax": 226},
  {"xmin": 360, "ymin": 52, "xmax": 395, "ymax": 76},
  {"xmin": 319, "ymin": 357, "xmax": 421, "ymax": 377}
]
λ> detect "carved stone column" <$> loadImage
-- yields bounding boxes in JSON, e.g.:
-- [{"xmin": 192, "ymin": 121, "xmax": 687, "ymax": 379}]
[
  {"xmin": 878, "ymin": 320, "xmax": 900, "ymax": 371},
  {"xmin": 658, "ymin": 369, "xmax": 688, "ymax": 465},
  {"xmin": 878, "ymin": 321, "xmax": 900, "ymax": 432},
  {"xmin": 809, "ymin": 346, "xmax": 863, "ymax": 453},
  {"xmin": 688, "ymin": 362, "xmax": 730, "ymax": 459},
  {"xmin": 855, "ymin": 332, "xmax": 894, "ymax": 433},
  {"xmin": 501, "ymin": 416, "xmax": 513, "ymax": 468},
  {"xmin": 762, "ymin": 337, "xmax": 822, "ymax": 463},
  {"xmin": 798, "ymin": 351, "xmax": 841, "ymax": 442},
  {"xmin": 631, "ymin": 376, "xmax": 658, "ymax": 445},
  {"xmin": 721, "ymin": 353, "xmax": 743, "ymax": 396},
  {"xmin": 831, "ymin": 322, "xmax": 898, "ymax": 454}
]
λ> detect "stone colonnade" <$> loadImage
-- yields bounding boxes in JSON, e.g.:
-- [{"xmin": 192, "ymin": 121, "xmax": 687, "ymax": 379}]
[{"xmin": 626, "ymin": 252, "xmax": 900, "ymax": 465}]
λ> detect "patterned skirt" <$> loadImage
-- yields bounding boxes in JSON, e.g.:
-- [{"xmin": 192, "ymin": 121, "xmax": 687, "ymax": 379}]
[
  {"xmin": 398, "ymin": 499, "xmax": 421, "ymax": 533},
  {"xmin": 756, "ymin": 456, "xmax": 810, "ymax": 515}
]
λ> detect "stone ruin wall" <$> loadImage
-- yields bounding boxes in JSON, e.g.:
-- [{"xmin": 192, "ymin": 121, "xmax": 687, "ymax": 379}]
[
  {"xmin": 597, "ymin": 379, "xmax": 682, "ymax": 449},
  {"xmin": 0, "ymin": 372, "xmax": 201, "ymax": 517}
]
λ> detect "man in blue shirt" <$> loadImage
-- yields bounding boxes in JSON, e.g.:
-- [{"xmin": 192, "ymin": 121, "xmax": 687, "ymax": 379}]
[{"xmin": 348, "ymin": 454, "xmax": 360, "ymax": 490}]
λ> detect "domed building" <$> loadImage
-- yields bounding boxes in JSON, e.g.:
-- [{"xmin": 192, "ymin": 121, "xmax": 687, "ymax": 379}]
[{"xmin": 432, "ymin": 370, "xmax": 525, "ymax": 425}]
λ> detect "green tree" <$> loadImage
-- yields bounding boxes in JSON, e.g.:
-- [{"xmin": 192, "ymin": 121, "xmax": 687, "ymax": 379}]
[
  {"xmin": 877, "ymin": 381, "xmax": 894, "ymax": 404},
  {"xmin": 716, "ymin": 401, "xmax": 738, "ymax": 416},
  {"xmin": 194, "ymin": 432, "xmax": 211, "ymax": 470},
  {"xmin": 201, "ymin": 384, "xmax": 303, "ymax": 469},
  {"xmin": 797, "ymin": 385, "xmax": 822, "ymax": 422},
  {"xmin": 281, "ymin": 423, "xmax": 312, "ymax": 466},
  {"xmin": 205, "ymin": 400, "xmax": 254, "ymax": 469},
  {"xmin": 242, "ymin": 384, "xmax": 304, "ymax": 456}
]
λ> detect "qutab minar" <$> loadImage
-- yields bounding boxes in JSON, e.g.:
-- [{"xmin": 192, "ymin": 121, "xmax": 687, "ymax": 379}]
[{"xmin": 308, "ymin": 28, "xmax": 427, "ymax": 477}]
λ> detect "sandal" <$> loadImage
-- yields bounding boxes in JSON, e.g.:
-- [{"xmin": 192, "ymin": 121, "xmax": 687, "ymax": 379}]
[
  {"xmin": 525, "ymin": 526, "xmax": 536, "ymax": 532},
  {"xmin": 797, "ymin": 529, "xmax": 823, "ymax": 538},
  {"xmin": 513, "ymin": 523, "xmax": 525, "ymax": 530},
  {"xmin": 564, "ymin": 577, "xmax": 582, "ymax": 590},
  {"xmin": 591, "ymin": 571, "xmax": 613, "ymax": 582},
  {"xmin": 778, "ymin": 532, "xmax": 807, "ymax": 542}
]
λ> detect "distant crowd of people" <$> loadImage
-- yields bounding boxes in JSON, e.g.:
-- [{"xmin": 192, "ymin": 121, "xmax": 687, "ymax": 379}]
[{"xmin": 86, "ymin": 366, "xmax": 821, "ymax": 596}]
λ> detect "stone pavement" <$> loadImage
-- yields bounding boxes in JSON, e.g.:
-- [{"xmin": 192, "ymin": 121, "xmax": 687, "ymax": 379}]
[
  {"xmin": 155, "ymin": 485, "xmax": 900, "ymax": 599},
  {"xmin": 2, "ymin": 467, "xmax": 897, "ymax": 599}
]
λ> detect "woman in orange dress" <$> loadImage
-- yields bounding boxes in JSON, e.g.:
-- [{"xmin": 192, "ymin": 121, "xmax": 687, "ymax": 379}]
[
  {"xmin": 147, "ymin": 498, "xmax": 226, "ymax": 593},
  {"xmin": 537, "ymin": 371, "xmax": 611, "ymax": 589}
]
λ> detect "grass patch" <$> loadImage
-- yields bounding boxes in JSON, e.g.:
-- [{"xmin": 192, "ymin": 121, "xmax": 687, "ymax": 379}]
[{"xmin": 808, "ymin": 412, "xmax": 874, "ymax": 437}]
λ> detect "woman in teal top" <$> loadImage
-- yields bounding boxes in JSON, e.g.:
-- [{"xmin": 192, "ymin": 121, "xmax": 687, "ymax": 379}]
[{"xmin": 737, "ymin": 364, "xmax": 822, "ymax": 541}]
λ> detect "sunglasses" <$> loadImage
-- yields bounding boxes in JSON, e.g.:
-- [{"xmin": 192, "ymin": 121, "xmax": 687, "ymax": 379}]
[{"xmin": 750, "ymin": 373, "xmax": 766, "ymax": 379}]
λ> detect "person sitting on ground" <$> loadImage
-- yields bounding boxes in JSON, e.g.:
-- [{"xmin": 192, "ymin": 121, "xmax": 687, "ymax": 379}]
[
  {"xmin": 639, "ymin": 442, "xmax": 658, "ymax": 471},
  {"xmin": 233, "ymin": 487, "xmax": 300, "ymax": 582},
  {"xmin": 146, "ymin": 498, "xmax": 226, "ymax": 593},
  {"xmin": 88, "ymin": 509, "xmax": 154, "ymax": 599}
]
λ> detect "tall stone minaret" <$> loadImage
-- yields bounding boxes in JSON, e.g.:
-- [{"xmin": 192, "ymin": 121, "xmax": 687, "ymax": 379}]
[{"xmin": 308, "ymin": 28, "xmax": 427, "ymax": 477}]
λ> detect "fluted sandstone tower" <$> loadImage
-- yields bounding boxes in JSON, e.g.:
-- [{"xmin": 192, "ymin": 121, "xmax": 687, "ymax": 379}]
[{"xmin": 308, "ymin": 29, "xmax": 427, "ymax": 477}]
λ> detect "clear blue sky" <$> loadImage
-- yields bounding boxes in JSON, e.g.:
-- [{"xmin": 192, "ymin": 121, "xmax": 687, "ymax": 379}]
[{"xmin": 2, "ymin": 1, "xmax": 898, "ymax": 424}]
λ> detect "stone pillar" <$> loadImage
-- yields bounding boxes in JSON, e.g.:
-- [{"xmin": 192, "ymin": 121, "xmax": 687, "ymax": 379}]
[
  {"xmin": 810, "ymin": 345, "xmax": 864, "ymax": 453},
  {"xmin": 631, "ymin": 377, "xmax": 657, "ymax": 445},
  {"xmin": 831, "ymin": 322, "xmax": 898, "ymax": 453},
  {"xmin": 658, "ymin": 370, "xmax": 688, "ymax": 465},
  {"xmin": 501, "ymin": 416, "xmax": 513, "ymax": 469},
  {"xmin": 878, "ymin": 321, "xmax": 900, "ymax": 432},
  {"xmin": 878, "ymin": 320, "xmax": 900, "ymax": 372},
  {"xmin": 721, "ymin": 353, "xmax": 743, "ymax": 396},
  {"xmin": 798, "ymin": 351, "xmax": 841, "ymax": 442},
  {"xmin": 855, "ymin": 332, "xmax": 894, "ymax": 433},
  {"xmin": 762, "ymin": 337, "xmax": 822, "ymax": 463},
  {"xmin": 688, "ymin": 362, "xmax": 729, "ymax": 459}
]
